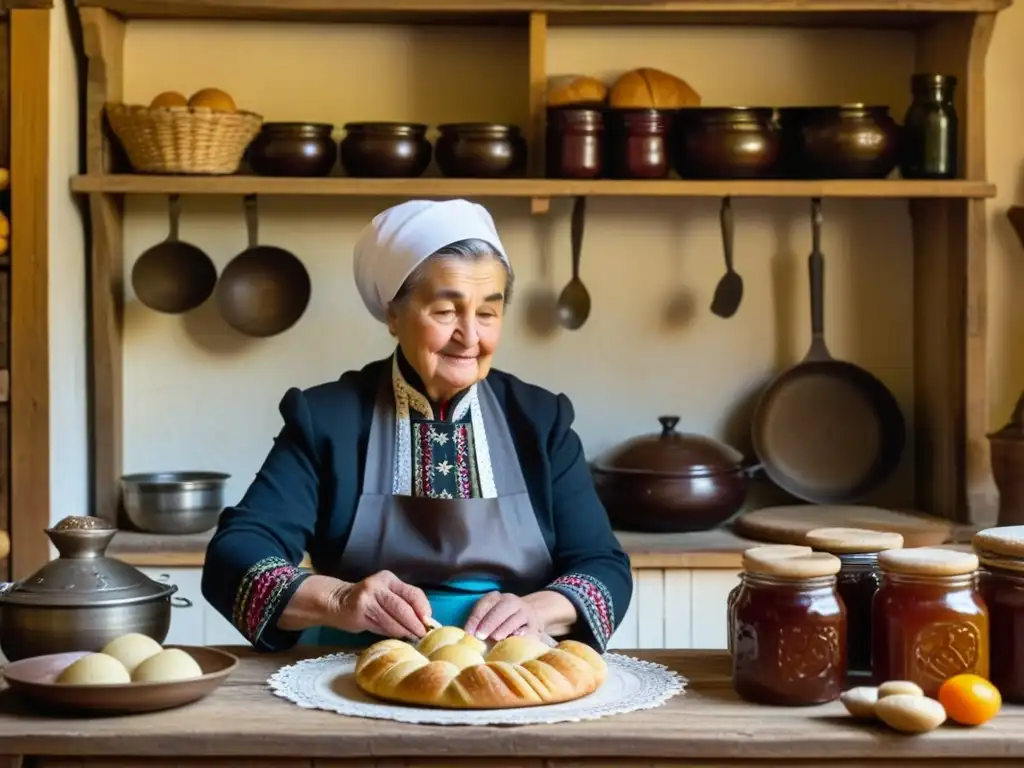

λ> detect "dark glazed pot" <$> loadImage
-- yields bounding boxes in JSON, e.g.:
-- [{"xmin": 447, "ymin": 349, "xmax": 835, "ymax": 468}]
[
  {"xmin": 248, "ymin": 123, "xmax": 337, "ymax": 177},
  {"xmin": 339, "ymin": 122, "xmax": 432, "ymax": 178},
  {"xmin": 546, "ymin": 107, "xmax": 604, "ymax": 179},
  {"xmin": 673, "ymin": 107, "xmax": 781, "ymax": 179},
  {"xmin": 592, "ymin": 416, "xmax": 750, "ymax": 533},
  {"xmin": 606, "ymin": 108, "xmax": 672, "ymax": 179},
  {"xmin": 435, "ymin": 123, "xmax": 527, "ymax": 178},
  {"xmin": 779, "ymin": 105, "xmax": 901, "ymax": 179}
]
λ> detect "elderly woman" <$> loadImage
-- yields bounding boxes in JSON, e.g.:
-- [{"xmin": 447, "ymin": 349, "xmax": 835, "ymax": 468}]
[{"xmin": 201, "ymin": 199, "xmax": 632, "ymax": 653}]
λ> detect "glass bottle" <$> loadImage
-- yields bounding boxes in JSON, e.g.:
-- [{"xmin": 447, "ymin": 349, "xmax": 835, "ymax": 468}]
[{"xmin": 900, "ymin": 73, "xmax": 958, "ymax": 179}]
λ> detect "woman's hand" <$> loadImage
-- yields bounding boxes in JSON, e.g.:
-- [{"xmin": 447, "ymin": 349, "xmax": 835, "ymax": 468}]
[
  {"xmin": 279, "ymin": 571, "xmax": 431, "ymax": 640},
  {"xmin": 464, "ymin": 592, "xmax": 542, "ymax": 641},
  {"xmin": 331, "ymin": 570, "xmax": 433, "ymax": 639},
  {"xmin": 465, "ymin": 590, "xmax": 579, "ymax": 642}
]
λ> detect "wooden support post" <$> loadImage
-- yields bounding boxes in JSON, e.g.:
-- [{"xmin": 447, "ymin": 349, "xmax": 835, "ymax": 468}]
[
  {"xmin": 528, "ymin": 11, "xmax": 550, "ymax": 216},
  {"xmin": 80, "ymin": 7, "xmax": 125, "ymax": 524},
  {"xmin": 9, "ymin": 7, "xmax": 51, "ymax": 579},
  {"xmin": 912, "ymin": 12, "xmax": 995, "ymax": 523}
]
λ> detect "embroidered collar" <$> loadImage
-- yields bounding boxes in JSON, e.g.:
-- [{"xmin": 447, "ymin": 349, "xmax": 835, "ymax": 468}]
[
  {"xmin": 392, "ymin": 347, "xmax": 473, "ymax": 422},
  {"xmin": 390, "ymin": 353, "xmax": 497, "ymax": 498}
]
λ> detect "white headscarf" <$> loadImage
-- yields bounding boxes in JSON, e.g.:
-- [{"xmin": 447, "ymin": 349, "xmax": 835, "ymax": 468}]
[{"xmin": 353, "ymin": 199, "xmax": 510, "ymax": 324}]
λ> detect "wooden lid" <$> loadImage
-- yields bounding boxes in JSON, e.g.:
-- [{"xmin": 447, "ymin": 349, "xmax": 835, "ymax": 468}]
[
  {"xmin": 878, "ymin": 547, "xmax": 979, "ymax": 577},
  {"xmin": 973, "ymin": 526, "xmax": 1024, "ymax": 559},
  {"xmin": 742, "ymin": 545, "xmax": 841, "ymax": 579},
  {"xmin": 805, "ymin": 527, "xmax": 904, "ymax": 554}
]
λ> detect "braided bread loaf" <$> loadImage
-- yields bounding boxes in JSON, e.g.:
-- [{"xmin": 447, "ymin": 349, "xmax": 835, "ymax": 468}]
[{"xmin": 354, "ymin": 625, "xmax": 607, "ymax": 709}]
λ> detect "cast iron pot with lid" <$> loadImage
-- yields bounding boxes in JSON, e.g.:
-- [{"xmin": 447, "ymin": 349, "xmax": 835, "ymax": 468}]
[
  {"xmin": 592, "ymin": 416, "xmax": 751, "ymax": 533},
  {"xmin": 0, "ymin": 515, "xmax": 192, "ymax": 661}
]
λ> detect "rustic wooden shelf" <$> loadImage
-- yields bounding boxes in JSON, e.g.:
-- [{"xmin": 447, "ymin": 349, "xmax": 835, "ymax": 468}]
[
  {"xmin": 76, "ymin": 0, "xmax": 1012, "ymax": 26},
  {"xmin": 71, "ymin": 175, "xmax": 998, "ymax": 200},
  {"xmin": 75, "ymin": 0, "xmax": 1010, "ymax": 534},
  {"xmin": 107, "ymin": 527, "xmax": 758, "ymax": 570}
]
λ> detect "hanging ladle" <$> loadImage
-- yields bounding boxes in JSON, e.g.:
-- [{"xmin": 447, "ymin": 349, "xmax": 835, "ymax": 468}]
[
  {"xmin": 131, "ymin": 194, "xmax": 217, "ymax": 314},
  {"xmin": 216, "ymin": 195, "xmax": 311, "ymax": 338},
  {"xmin": 709, "ymin": 196, "xmax": 743, "ymax": 319},
  {"xmin": 557, "ymin": 196, "xmax": 591, "ymax": 330}
]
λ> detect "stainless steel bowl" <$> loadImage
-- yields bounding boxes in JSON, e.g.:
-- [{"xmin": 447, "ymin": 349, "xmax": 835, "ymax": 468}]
[{"xmin": 121, "ymin": 471, "xmax": 230, "ymax": 535}]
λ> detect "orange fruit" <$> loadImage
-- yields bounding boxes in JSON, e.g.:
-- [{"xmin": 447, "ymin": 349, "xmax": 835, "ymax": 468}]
[
  {"xmin": 188, "ymin": 88, "xmax": 236, "ymax": 112},
  {"xmin": 150, "ymin": 91, "xmax": 188, "ymax": 108},
  {"xmin": 937, "ymin": 674, "xmax": 1002, "ymax": 726}
]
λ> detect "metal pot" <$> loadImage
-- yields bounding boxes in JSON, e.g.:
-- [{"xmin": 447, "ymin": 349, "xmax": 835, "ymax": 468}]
[
  {"xmin": 0, "ymin": 516, "xmax": 192, "ymax": 661},
  {"xmin": 778, "ymin": 104, "xmax": 901, "ymax": 179},
  {"xmin": 121, "ymin": 470, "xmax": 230, "ymax": 535},
  {"xmin": 673, "ymin": 106, "xmax": 781, "ymax": 179},
  {"xmin": 592, "ymin": 416, "xmax": 750, "ymax": 533}
]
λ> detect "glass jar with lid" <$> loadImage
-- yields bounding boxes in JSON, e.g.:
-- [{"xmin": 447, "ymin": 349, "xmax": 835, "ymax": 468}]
[
  {"xmin": 804, "ymin": 527, "xmax": 903, "ymax": 679},
  {"xmin": 730, "ymin": 544, "xmax": 846, "ymax": 706},
  {"xmin": 973, "ymin": 525, "xmax": 1024, "ymax": 701},
  {"xmin": 873, "ymin": 547, "xmax": 988, "ymax": 697}
]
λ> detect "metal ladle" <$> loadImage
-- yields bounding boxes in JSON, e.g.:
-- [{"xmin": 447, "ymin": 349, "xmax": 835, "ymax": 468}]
[
  {"xmin": 216, "ymin": 195, "xmax": 311, "ymax": 338},
  {"xmin": 557, "ymin": 196, "xmax": 591, "ymax": 330},
  {"xmin": 131, "ymin": 194, "xmax": 217, "ymax": 314}
]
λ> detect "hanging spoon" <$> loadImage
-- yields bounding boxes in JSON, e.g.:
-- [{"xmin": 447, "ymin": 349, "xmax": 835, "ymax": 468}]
[
  {"xmin": 557, "ymin": 196, "xmax": 591, "ymax": 330},
  {"xmin": 131, "ymin": 194, "xmax": 217, "ymax": 314},
  {"xmin": 709, "ymin": 196, "xmax": 743, "ymax": 319}
]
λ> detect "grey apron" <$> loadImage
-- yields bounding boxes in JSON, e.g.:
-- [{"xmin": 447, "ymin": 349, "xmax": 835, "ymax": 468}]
[{"xmin": 307, "ymin": 373, "xmax": 553, "ymax": 646}]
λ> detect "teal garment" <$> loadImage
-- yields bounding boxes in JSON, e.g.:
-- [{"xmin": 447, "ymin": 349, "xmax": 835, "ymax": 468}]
[{"xmin": 302, "ymin": 578, "xmax": 499, "ymax": 648}]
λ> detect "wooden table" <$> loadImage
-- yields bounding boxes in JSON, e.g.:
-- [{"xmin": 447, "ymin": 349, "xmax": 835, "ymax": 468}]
[{"xmin": 0, "ymin": 648, "xmax": 1022, "ymax": 767}]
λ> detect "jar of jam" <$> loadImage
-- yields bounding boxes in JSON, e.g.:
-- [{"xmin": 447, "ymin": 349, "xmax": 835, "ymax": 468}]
[
  {"xmin": 546, "ymin": 107, "xmax": 604, "ymax": 179},
  {"xmin": 973, "ymin": 525, "xmax": 1024, "ymax": 702},
  {"xmin": 804, "ymin": 527, "xmax": 904, "ymax": 679},
  {"xmin": 727, "ymin": 544, "xmax": 814, "ymax": 654},
  {"xmin": 730, "ymin": 545, "xmax": 846, "ymax": 706},
  {"xmin": 606, "ymin": 108, "xmax": 672, "ymax": 179},
  {"xmin": 873, "ymin": 547, "xmax": 988, "ymax": 697}
]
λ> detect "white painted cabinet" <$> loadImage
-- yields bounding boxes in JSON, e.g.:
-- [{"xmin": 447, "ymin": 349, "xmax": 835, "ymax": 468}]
[
  {"xmin": 143, "ymin": 566, "xmax": 740, "ymax": 649},
  {"xmin": 606, "ymin": 569, "xmax": 741, "ymax": 651}
]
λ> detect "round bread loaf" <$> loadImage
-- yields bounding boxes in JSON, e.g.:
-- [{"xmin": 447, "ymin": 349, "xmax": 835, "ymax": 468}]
[
  {"xmin": 354, "ymin": 626, "xmax": 607, "ymax": 709},
  {"xmin": 609, "ymin": 67, "xmax": 700, "ymax": 109},
  {"xmin": 547, "ymin": 75, "xmax": 608, "ymax": 107}
]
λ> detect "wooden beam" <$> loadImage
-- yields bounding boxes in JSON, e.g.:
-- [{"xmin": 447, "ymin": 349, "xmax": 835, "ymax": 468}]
[
  {"xmin": 912, "ymin": 12, "xmax": 996, "ymax": 524},
  {"xmin": 80, "ymin": 7, "xmax": 125, "ymax": 525},
  {"xmin": 69, "ymin": 176, "xmax": 999, "ymax": 199},
  {"xmin": 73, "ymin": 0, "xmax": 1013, "ymax": 22},
  {"xmin": 9, "ymin": 7, "xmax": 50, "ymax": 579}
]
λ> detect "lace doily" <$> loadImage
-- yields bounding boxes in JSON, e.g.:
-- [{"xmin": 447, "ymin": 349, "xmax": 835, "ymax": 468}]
[{"xmin": 267, "ymin": 651, "xmax": 686, "ymax": 726}]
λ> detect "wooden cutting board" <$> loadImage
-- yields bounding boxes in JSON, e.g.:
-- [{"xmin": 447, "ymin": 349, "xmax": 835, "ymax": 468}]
[{"xmin": 733, "ymin": 505, "xmax": 956, "ymax": 549}]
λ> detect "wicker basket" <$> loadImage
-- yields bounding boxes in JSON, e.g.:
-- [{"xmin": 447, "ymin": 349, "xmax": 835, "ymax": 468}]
[{"xmin": 106, "ymin": 103, "xmax": 263, "ymax": 175}]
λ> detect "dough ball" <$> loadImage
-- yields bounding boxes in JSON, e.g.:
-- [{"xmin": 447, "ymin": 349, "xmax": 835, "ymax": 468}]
[
  {"xmin": 875, "ymin": 694, "xmax": 947, "ymax": 733},
  {"xmin": 879, "ymin": 680, "xmax": 925, "ymax": 698},
  {"xmin": 131, "ymin": 648, "xmax": 203, "ymax": 683},
  {"xmin": 56, "ymin": 653, "xmax": 130, "ymax": 685},
  {"xmin": 840, "ymin": 686, "xmax": 879, "ymax": 718},
  {"xmin": 101, "ymin": 633, "xmax": 164, "ymax": 674}
]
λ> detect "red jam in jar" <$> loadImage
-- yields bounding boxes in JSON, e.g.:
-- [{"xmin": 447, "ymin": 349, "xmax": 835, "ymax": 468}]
[
  {"xmin": 804, "ymin": 527, "xmax": 904, "ymax": 678},
  {"xmin": 730, "ymin": 545, "xmax": 847, "ymax": 706},
  {"xmin": 872, "ymin": 547, "xmax": 989, "ymax": 697},
  {"xmin": 974, "ymin": 525, "xmax": 1024, "ymax": 702}
]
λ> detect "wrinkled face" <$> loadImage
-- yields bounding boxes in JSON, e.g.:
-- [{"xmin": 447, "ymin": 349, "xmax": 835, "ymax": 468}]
[{"xmin": 387, "ymin": 256, "xmax": 508, "ymax": 402}]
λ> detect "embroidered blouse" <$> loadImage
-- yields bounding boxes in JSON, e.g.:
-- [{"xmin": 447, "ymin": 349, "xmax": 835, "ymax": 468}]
[{"xmin": 202, "ymin": 351, "xmax": 633, "ymax": 653}]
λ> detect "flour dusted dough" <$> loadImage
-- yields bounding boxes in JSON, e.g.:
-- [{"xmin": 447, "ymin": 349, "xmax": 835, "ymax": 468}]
[
  {"xmin": 101, "ymin": 633, "xmax": 164, "ymax": 674},
  {"xmin": 56, "ymin": 653, "xmax": 131, "ymax": 685},
  {"xmin": 131, "ymin": 648, "xmax": 203, "ymax": 683},
  {"xmin": 355, "ymin": 625, "xmax": 607, "ymax": 709}
]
